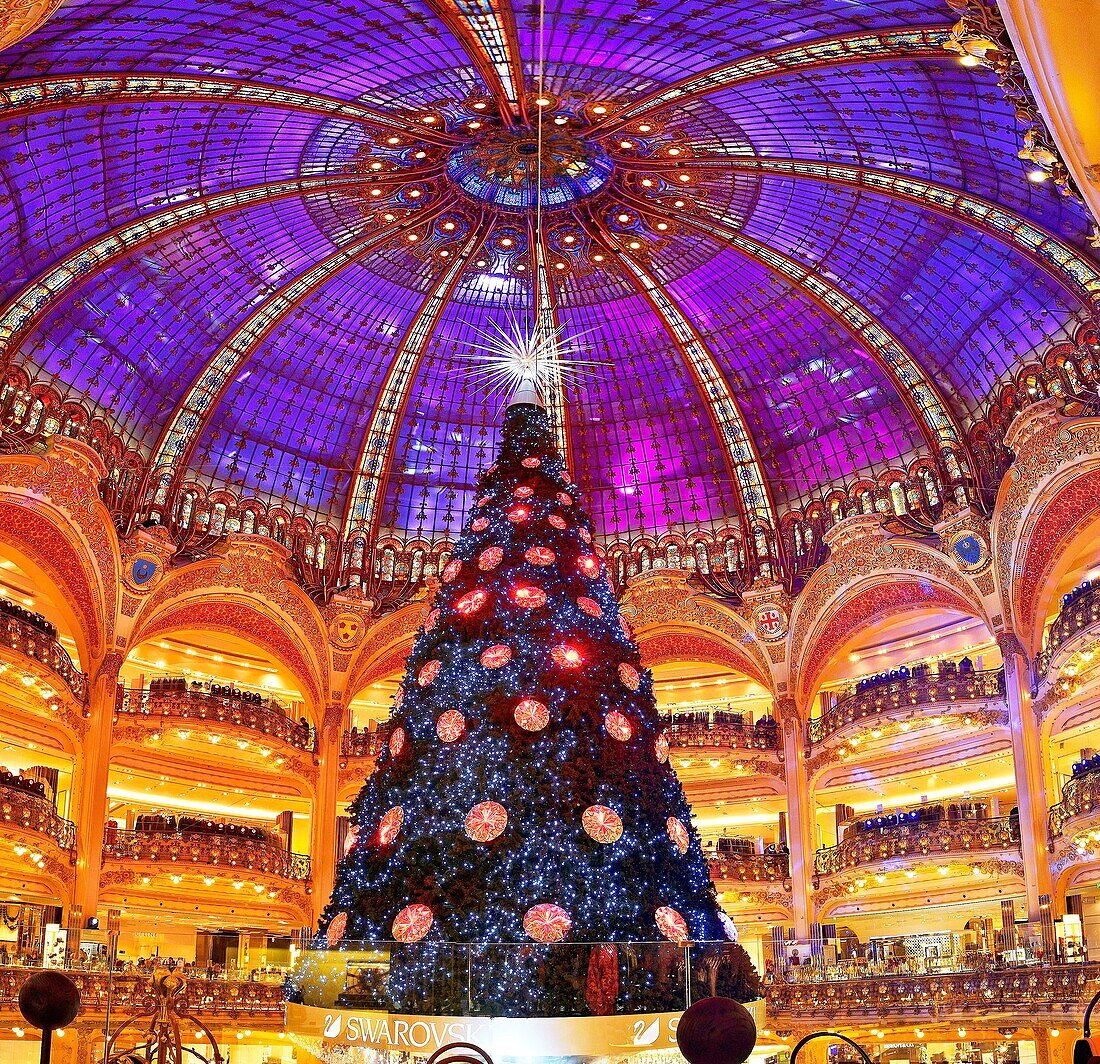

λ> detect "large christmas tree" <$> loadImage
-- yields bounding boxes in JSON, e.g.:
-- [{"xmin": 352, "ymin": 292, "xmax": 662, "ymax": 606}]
[{"xmin": 313, "ymin": 395, "xmax": 757, "ymax": 1016}]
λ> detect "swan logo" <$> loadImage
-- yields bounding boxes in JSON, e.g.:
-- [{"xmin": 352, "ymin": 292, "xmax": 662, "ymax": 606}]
[
  {"xmin": 323, "ymin": 1015, "xmax": 343, "ymax": 1038},
  {"xmin": 632, "ymin": 1018, "xmax": 661, "ymax": 1046}
]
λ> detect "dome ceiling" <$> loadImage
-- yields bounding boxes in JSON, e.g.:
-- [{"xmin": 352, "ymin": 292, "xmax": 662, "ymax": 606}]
[{"xmin": 1, "ymin": 0, "xmax": 1097, "ymax": 551}]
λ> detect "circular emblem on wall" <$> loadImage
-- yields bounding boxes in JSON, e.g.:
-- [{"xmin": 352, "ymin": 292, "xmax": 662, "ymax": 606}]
[
  {"xmin": 949, "ymin": 530, "xmax": 990, "ymax": 572},
  {"xmin": 753, "ymin": 603, "xmax": 788, "ymax": 641},
  {"xmin": 328, "ymin": 611, "xmax": 366, "ymax": 650},
  {"xmin": 125, "ymin": 555, "xmax": 161, "ymax": 592}
]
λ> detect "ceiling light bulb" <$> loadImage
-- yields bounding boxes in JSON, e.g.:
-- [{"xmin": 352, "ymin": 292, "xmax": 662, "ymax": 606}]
[
  {"xmin": 369, "ymin": 161, "xmax": 383, "ymax": 171},
  {"xmin": 641, "ymin": 179, "xmax": 653, "ymax": 187},
  {"xmin": 638, "ymin": 124, "xmax": 651, "ymax": 133},
  {"xmin": 593, "ymin": 105, "xmax": 607, "ymax": 115},
  {"xmin": 535, "ymin": 97, "xmax": 551, "ymax": 107},
  {"xmin": 617, "ymin": 213, "xmax": 630, "ymax": 222},
  {"xmin": 1028, "ymin": 169, "xmax": 1049, "ymax": 183},
  {"xmin": 656, "ymin": 222, "xmax": 668, "ymax": 230},
  {"xmin": 468, "ymin": 121, "xmax": 482, "ymax": 130},
  {"xmin": 501, "ymin": 237, "xmax": 513, "ymax": 247},
  {"xmin": 408, "ymin": 189, "xmax": 422, "ymax": 197},
  {"xmin": 674, "ymin": 199, "xmax": 685, "ymax": 207},
  {"xmin": 593, "ymin": 254, "xmax": 604, "ymax": 261},
  {"xmin": 678, "ymin": 173, "xmax": 691, "ymax": 182},
  {"xmin": 439, "ymin": 250, "xmax": 450, "ymax": 257},
  {"xmin": 619, "ymin": 140, "xmax": 633, "ymax": 149},
  {"xmin": 515, "ymin": 263, "xmax": 526, "ymax": 271},
  {"xmin": 443, "ymin": 221, "xmax": 455, "ymax": 230},
  {"xmin": 563, "ymin": 235, "xmax": 575, "ymax": 244},
  {"xmin": 421, "ymin": 115, "xmax": 437, "ymax": 124},
  {"xmin": 553, "ymin": 116, "xmax": 568, "ymax": 125},
  {"xmin": 959, "ymin": 55, "xmax": 980, "ymax": 67},
  {"xmin": 370, "ymin": 188, "xmax": 382, "ymax": 196},
  {"xmin": 386, "ymin": 136, "xmax": 400, "ymax": 145},
  {"xmin": 473, "ymin": 101, "xmax": 487, "ymax": 109},
  {"xmin": 668, "ymin": 147, "xmax": 681, "ymax": 156},
  {"xmin": 628, "ymin": 240, "xmax": 641, "ymax": 249},
  {"xmin": 554, "ymin": 262, "xmax": 566, "ymax": 269},
  {"xmin": 414, "ymin": 150, "xmax": 426, "ymax": 159},
  {"xmin": 407, "ymin": 233, "xmax": 419, "ymax": 242}
]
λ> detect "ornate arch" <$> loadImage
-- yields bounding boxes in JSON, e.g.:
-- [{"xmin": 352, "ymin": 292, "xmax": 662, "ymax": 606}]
[
  {"xmin": 637, "ymin": 628, "xmax": 771, "ymax": 690},
  {"xmin": 345, "ymin": 600, "xmax": 430, "ymax": 699}
]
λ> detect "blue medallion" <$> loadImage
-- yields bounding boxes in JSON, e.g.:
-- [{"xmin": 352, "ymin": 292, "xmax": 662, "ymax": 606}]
[
  {"xmin": 132, "ymin": 558, "xmax": 157, "ymax": 585},
  {"xmin": 953, "ymin": 534, "xmax": 984, "ymax": 567}
]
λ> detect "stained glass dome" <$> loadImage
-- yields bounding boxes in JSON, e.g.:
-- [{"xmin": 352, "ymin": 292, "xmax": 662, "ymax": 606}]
[{"xmin": 1, "ymin": 0, "xmax": 1097, "ymax": 566}]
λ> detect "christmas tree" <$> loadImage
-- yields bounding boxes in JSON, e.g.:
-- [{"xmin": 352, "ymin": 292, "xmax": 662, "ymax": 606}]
[{"xmin": 311, "ymin": 394, "xmax": 757, "ymax": 1017}]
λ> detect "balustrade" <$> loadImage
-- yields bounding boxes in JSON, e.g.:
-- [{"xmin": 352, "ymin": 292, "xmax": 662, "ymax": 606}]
[
  {"xmin": 0, "ymin": 966, "xmax": 286, "ymax": 1016},
  {"xmin": 1050, "ymin": 769, "xmax": 1100, "ymax": 838},
  {"xmin": 809, "ymin": 669, "xmax": 1005, "ymax": 745},
  {"xmin": 663, "ymin": 714, "xmax": 780, "ymax": 751},
  {"xmin": 707, "ymin": 851, "xmax": 789, "ymax": 882},
  {"xmin": 0, "ymin": 778, "xmax": 75, "ymax": 851},
  {"xmin": 116, "ymin": 684, "xmax": 315, "ymax": 752},
  {"xmin": 1039, "ymin": 584, "xmax": 1100, "ymax": 675},
  {"xmin": 103, "ymin": 828, "xmax": 311, "ymax": 880},
  {"xmin": 0, "ymin": 611, "xmax": 86, "ymax": 702},
  {"xmin": 814, "ymin": 815, "xmax": 1020, "ymax": 877},
  {"xmin": 767, "ymin": 961, "xmax": 1100, "ymax": 1019},
  {"xmin": 342, "ymin": 728, "xmax": 388, "ymax": 758}
]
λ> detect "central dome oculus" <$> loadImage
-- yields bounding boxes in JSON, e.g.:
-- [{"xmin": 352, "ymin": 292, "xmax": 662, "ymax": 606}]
[{"xmin": 447, "ymin": 126, "xmax": 613, "ymax": 211}]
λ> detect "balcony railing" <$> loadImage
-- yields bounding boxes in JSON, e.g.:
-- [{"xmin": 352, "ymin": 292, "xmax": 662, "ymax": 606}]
[
  {"xmin": 767, "ymin": 961, "xmax": 1100, "ymax": 1019},
  {"xmin": 814, "ymin": 815, "xmax": 1020, "ymax": 877},
  {"xmin": 342, "ymin": 728, "xmax": 389, "ymax": 758},
  {"xmin": 103, "ymin": 828, "xmax": 311, "ymax": 880},
  {"xmin": 0, "ymin": 612, "xmax": 87, "ymax": 702},
  {"xmin": 116, "ymin": 684, "xmax": 315, "ymax": 752},
  {"xmin": 809, "ymin": 668, "xmax": 1006, "ymax": 745},
  {"xmin": 707, "ymin": 851, "xmax": 789, "ymax": 882},
  {"xmin": 1050, "ymin": 768, "xmax": 1100, "ymax": 837},
  {"xmin": 1039, "ymin": 585, "xmax": 1100, "ymax": 675},
  {"xmin": 663, "ymin": 714, "xmax": 780, "ymax": 751},
  {"xmin": 0, "ymin": 966, "xmax": 286, "ymax": 1016},
  {"xmin": 0, "ymin": 778, "xmax": 76, "ymax": 851}
]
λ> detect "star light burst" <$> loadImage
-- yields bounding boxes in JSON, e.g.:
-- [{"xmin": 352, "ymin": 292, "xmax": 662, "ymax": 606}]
[{"xmin": 456, "ymin": 315, "xmax": 609, "ymax": 403}]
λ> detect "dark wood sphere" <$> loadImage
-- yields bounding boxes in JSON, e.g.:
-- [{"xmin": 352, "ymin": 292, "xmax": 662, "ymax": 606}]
[
  {"xmin": 676, "ymin": 996, "xmax": 757, "ymax": 1064},
  {"xmin": 17, "ymin": 971, "xmax": 81, "ymax": 1030}
]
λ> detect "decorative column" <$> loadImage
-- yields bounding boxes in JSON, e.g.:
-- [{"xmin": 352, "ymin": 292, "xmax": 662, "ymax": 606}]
[
  {"xmin": 309, "ymin": 705, "xmax": 343, "ymax": 925},
  {"xmin": 778, "ymin": 698, "xmax": 814, "ymax": 940},
  {"xmin": 72, "ymin": 652, "xmax": 122, "ymax": 924},
  {"xmin": 999, "ymin": 632, "xmax": 1054, "ymax": 922}
]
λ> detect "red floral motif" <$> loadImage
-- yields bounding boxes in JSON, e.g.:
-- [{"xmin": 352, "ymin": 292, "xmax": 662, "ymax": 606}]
[
  {"xmin": 379, "ymin": 806, "xmax": 404, "ymax": 846},
  {"xmin": 514, "ymin": 485, "xmax": 534, "ymax": 498},
  {"xmin": 436, "ymin": 710, "xmax": 466, "ymax": 742},
  {"xmin": 551, "ymin": 644, "xmax": 584, "ymax": 668},
  {"xmin": 393, "ymin": 904, "xmax": 433, "ymax": 942},
  {"xmin": 655, "ymin": 732, "xmax": 670, "ymax": 764},
  {"xmin": 522, "ymin": 457, "xmax": 541, "ymax": 468},
  {"xmin": 389, "ymin": 727, "xmax": 406, "ymax": 758},
  {"xmin": 547, "ymin": 514, "xmax": 568, "ymax": 529},
  {"xmin": 605, "ymin": 711, "xmax": 633, "ymax": 741},
  {"xmin": 578, "ymin": 528, "xmax": 592, "ymax": 543},
  {"xmin": 523, "ymin": 903, "xmax": 572, "ymax": 943},
  {"xmin": 476, "ymin": 496, "xmax": 492, "ymax": 508},
  {"xmin": 582, "ymin": 805, "xmax": 623, "ymax": 844},
  {"xmin": 326, "ymin": 912, "xmax": 348, "ymax": 946},
  {"xmin": 343, "ymin": 825, "xmax": 360, "ymax": 856},
  {"xmin": 656, "ymin": 906, "xmax": 690, "ymax": 944},
  {"xmin": 619, "ymin": 616, "xmax": 632, "ymax": 639},
  {"xmin": 577, "ymin": 596, "xmax": 602, "ymax": 618},
  {"xmin": 424, "ymin": 610, "xmax": 440, "ymax": 632},
  {"xmin": 455, "ymin": 589, "xmax": 488, "ymax": 615},
  {"xmin": 507, "ymin": 506, "xmax": 530, "ymax": 523},
  {"xmin": 441, "ymin": 559, "xmax": 462, "ymax": 583},
  {"xmin": 511, "ymin": 585, "xmax": 546, "ymax": 609},
  {"xmin": 418, "ymin": 659, "xmax": 441, "ymax": 686},
  {"xmin": 525, "ymin": 546, "xmax": 555, "ymax": 565},
  {"xmin": 666, "ymin": 817, "xmax": 689, "ymax": 854},
  {"xmin": 514, "ymin": 698, "xmax": 550, "ymax": 731},
  {"xmin": 480, "ymin": 644, "xmax": 512, "ymax": 668},
  {"xmin": 557, "ymin": 493, "xmax": 574, "ymax": 506},
  {"xmin": 394, "ymin": 684, "xmax": 406, "ymax": 709},
  {"xmin": 471, "ymin": 517, "xmax": 489, "ymax": 532},
  {"xmin": 465, "ymin": 801, "xmax": 508, "ymax": 842},
  {"xmin": 618, "ymin": 662, "xmax": 640, "ymax": 690},
  {"xmin": 478, "ymin": 547, "xmax": 503, "ymax": 571},
  {"xmin": 577, "ymin": 555, "xmax": 600, "ymax": 578}
]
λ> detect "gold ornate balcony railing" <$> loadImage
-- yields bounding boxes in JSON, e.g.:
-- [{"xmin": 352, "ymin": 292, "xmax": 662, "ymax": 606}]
[
  {"xmin": 809, "ymin": 668, "xmax": 1006, "ymax": 745},
  {"xmin": 116, "ymin": 684, "xmax": 315, "ymax": 752},
  {"xmin": 0, "ymin": 611, "xmax": 87, "ymax": 702},
  {"xmin": 707, "ymin": 851, "xmax": 789, "ymax": 882},
  {"xmin": 0, "ymin": 778, "xmax": 76, "ymax": 852},
  {"xmin": 767, "ymin": 961, "xmax": 1100, "ymax": 1019},
  {"xmin": 103, "ymin": 828, "xmax": 311, "ymax": 880},
  {"xmin": 1038, "ymin": 586, "xmax": 1100, "ymax": 676},
  {"xmin": 814, "ymin": 815, "xmax": 1020, "ymax": 877},
  {"xmin": 342, "ymin": 727, "xmax": 388, "ymax": 759},
  {"xmin": 664, "ymin": 714, "xmax": 780, "ymax": 751},
  {"xmin": 1050, "ymin": 768, "xmax": 1100, "ymax": 838},
  {"xmin": 0, "ymin": 966, "xmax": 287, "ymax": 1017}
]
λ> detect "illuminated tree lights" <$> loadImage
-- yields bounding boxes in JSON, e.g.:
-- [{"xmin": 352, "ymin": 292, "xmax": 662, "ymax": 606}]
[{"xmin": 312, "ymin": 401, "xmax": 757, "ymax": 1016}]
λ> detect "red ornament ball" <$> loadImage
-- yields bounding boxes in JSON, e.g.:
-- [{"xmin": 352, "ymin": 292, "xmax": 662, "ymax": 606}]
[
  {"xmin": 476, "ymin": 496, "xmax": 492, "ymax": 508},
  {"xmin": 619, "ymin": 616, "xmax": 632, "ymax": 638},
  {"xmin": 424, "ymin": 610, "xmax": 439, "ymax": 632},
  {"xmin": 388, "ymin": 727, "xmax": 406, "ymax": 758},
  {"xmin": 393, "ymin": 904, "xmax": 433, "ymax": 943},
  {"xmin": 667, "ymin": 816, "xmax": 690, "ymax": 854},
  {"xmin": 514, "ymin": 698, "xmax": 550, "ymax": 731},
  {"xmin": 605, "ymin": 711, "xmax": 633, "ymax": 741},
  {"xmin": 582, "ymin": 805, "xmax": 623, "ymax": 844},
  {"xmin": 655, "ymin": 732, "xmax": 671, "ymax": 764},
  {"xmin": 525, "ymin": 546, "xmax": 555, "ymax": 565},
  {"xmin": 675, "ymin": 996, "xmax": 757, "ymax": 1064},
  {"xmin": 557, "ymin": 492, "xmax": 574, "ymax": 506},
  {"xmin": 511, "ymin": 585, "xmax": 547, "ymax": 609},
  {"xmin": 471, "ymin": 517, "xmax": 489, "ymax": 532},
  {"xmin": 619, "ymin": 662, "xmax": 641, "ymax": 690},
  {"xmin": 551, "ymin": 643, "xmax": 584, "ymax": 669},
  {"xmin": 521, "ymin": 457, "xmax": 541, "ymax": 468},
  {"xmin": 478, "ymin": 546, "xmax": 503, "ymax": 571},
  {"xmin": 343, "ymin": 825, "xmax": 360, "ymax": 856},
  {"xmin": 577, "ymin": 554, "xmax": 600, "ymax": 578},
  {"xmin": 465, "ymin": 801, "xmax": 508, "ymax": 842},
  {"xmin": 441, "ymin": 559, "xmax": 462, "ymax": 583},
  {"xmin": 394, "ymin": 684, "xmax": 406, "ymax": 709},
  {"xmin": 480, "ymin": 644, "xmax": 512, "ymax": 669},
  {"xmin": 455, "ymin": 588, "xmax": 488, "ymax": 615},
  {"xmin": 656, "ymin": 905, "xmax": 690, "ymax": 944},
  {"xmin": 523, "ymin": 903, "xmax": 572, "ymax": 943},
  {"xmin": 513, "ymin": 485, "xmax": 534, "ymax": 498},
  {"xmin": 436, "ymin": 710, "xmax": 466, "ymax": 743},
  {"xmin": 547, "ymin": 514, "xmax": 568, "ymax": 530},
  {"xmin": 577, "ymin": 596, "xmax": 602, "ymax": 618},
  {"xmin": 326, "ymin": 912, "xmax": 348, "ymax": 946},
  {"xmin": 507, "ymin": 505, "xmax": 530, "ymax": 523},
  {"xmin": 578, "ymin": 527, "xmax": 592, "ymax": 543},
  {"xmin": 417, "ymin": 659, "xmax": 441, "ymax": 686},
  {"xmin": 379, "ymin": 806, "xmax": 404, "ymax": 846}
]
